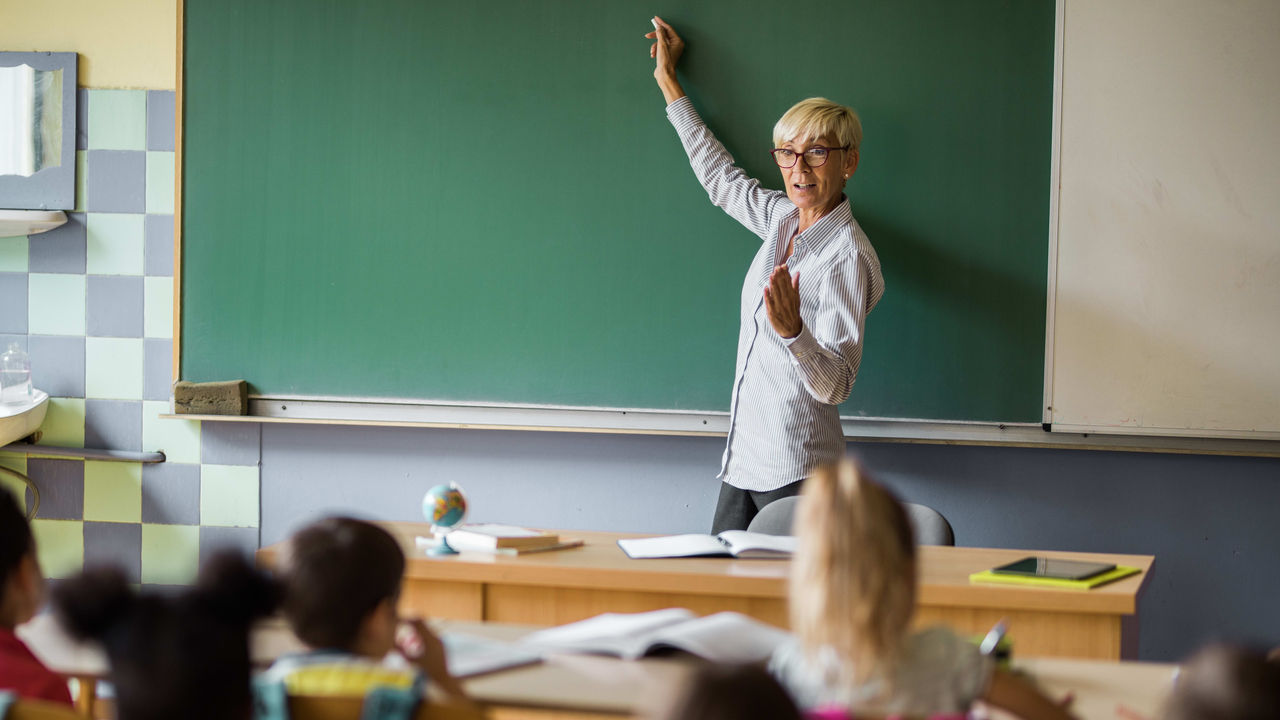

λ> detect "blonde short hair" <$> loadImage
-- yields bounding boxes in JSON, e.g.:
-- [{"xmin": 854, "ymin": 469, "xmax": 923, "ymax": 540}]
[
  {"xmin": 772, "ymin": 97, "xmax": 863, "ymax": 154},
  {"xmin": 789, "ymin": 460, "xmax": 916, "ymax": 686}
]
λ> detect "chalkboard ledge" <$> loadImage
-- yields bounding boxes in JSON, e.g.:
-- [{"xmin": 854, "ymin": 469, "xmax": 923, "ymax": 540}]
[{"xmin": 159, "ymin": 396, "xmax": 1280, "ymax": 457}]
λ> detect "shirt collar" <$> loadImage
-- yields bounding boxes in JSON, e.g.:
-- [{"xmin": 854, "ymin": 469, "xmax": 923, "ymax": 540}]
[{"xmin": 786, "ymin": 196, "xmax": 852, "ymax": 259}]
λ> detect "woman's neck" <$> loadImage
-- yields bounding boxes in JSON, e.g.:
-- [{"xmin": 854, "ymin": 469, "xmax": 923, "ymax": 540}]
[{"xmin": 797, "ymin": 196, "xmax": 843, "ymax": 234}]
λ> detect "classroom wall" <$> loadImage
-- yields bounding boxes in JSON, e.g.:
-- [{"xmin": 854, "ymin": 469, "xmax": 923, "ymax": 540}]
[
  {"xmin": 0, "ymin": 0, "xmax": 258, "ymax": 588},
  {"xmin": 6, "ymin": 0, "xmax": 1278, "ymax": 664},
  {"xmin": 258, "ymin": 424, "xmax": 1280, "ymax": 662},
  {"xmin": 0, "ymin": 0, "xmax": 177, "ymax": 89}
]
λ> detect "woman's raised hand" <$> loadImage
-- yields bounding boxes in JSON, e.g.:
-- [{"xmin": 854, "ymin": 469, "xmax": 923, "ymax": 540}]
[{"xmin": 645, "ymin": 16, "xmax": 686, "ymax": 103}]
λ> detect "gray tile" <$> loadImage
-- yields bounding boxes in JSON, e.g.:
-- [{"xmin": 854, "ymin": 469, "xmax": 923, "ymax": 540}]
[
  {"xmin": 76, "ymin": 88, "xmax": 88, "ymax": 151},
  {"xmin": 143, "ymin": 214, "xmax": 174, "ymax": 277},
  {"xmin": 200, "ymin": 422, "xmax": 261, "ymax": 466},
  {"xmin": 84, "ymin": 399, "xmax": 143, "ymax": 452},
  {"xmin": 86, "ymin": 275, "xmax": 144, "ymax": 338},
  {"xmin": 29, "ymin": 335, "xmax": 85, "ymax": 397},
  {"xmin": 29, "ymin": 212, "xmax": 87, "ymax": 274},
  {"xmin": 83, "ymin": 521, "xmax": 142, "ymax": 583},
  {"xmin": 85, "ymin": 150, "xmax": 146, "ymax": 213},
  {"xmin": 27, "ymin": 458, "xmax": 84, "ymax": 520},
  {"xmin": 0, "ymin": 273, "xmax": 28, "ymax": 334},
  {"xmin": 199, "ymin": 525, "xmax": 259, "ymax": 569},
  {"xmin": 143, "ymin": 338, "xmax": 173, "ymax": 401},
  {"xmin": 146, "ymin": 91, "xmax": 175, "ymax": 152},
  {"xmin": 141, "ymin": 461, "xmax": 200, "ymax": 525}
]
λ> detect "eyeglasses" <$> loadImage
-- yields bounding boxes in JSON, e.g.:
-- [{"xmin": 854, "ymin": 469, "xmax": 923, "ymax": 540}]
[{"xmin": 770, "ymin": 145, "xmax": 849, "ymax": 168}]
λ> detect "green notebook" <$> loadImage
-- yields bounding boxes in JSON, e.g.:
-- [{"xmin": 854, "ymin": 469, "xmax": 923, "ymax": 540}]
[{"xmin": 969, "ymin": 565, "xmax": 1141, "ymax": 590}]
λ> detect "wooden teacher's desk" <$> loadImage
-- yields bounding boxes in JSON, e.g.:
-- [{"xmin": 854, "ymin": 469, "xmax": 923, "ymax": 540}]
[{"xmin": 258, "ymin": 524, "xmax": 1153, "ymax": 661}]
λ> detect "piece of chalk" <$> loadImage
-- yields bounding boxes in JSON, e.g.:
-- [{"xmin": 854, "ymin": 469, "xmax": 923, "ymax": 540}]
[{"xmin": 652, "ymin": 18, "xmax": 659, "ymax": 29}]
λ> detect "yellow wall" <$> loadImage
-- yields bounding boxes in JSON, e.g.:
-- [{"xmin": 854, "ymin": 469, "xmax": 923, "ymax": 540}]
[{"xmin": 0, "ymin": 0, "xmax": 176, "ymax": 88}]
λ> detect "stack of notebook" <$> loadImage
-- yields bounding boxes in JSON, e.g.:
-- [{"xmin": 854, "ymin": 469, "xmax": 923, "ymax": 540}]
[{"xmin": 427, "ymin": 524, "xmax": 583, "ymax": 555}]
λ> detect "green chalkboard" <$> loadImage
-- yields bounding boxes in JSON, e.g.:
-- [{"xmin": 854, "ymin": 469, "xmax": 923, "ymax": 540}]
[{"xmin": 182, "ymin": 0, "xmax": 1053, "ymax": 422}]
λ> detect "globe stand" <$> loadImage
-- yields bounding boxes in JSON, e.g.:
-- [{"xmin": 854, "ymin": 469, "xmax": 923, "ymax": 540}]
[{"xmin": 429, "ymin": 529, "xmax": 460, "ymax": 556}]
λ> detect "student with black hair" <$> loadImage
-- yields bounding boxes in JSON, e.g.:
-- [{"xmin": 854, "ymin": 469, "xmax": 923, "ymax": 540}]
[
  {"xmin": 51, "ymin": 551, "xmax": 278, "ymax": 720},
  {"xmin": 260, "ymin": 516, "xmax": 470, "ymax": 706},
  {"xmin": 0, "ymin": 489, "xmax": 72, "ymax": 705},
  {"xmin": 648, "ymin": 663, "xmax": 804, "ymax": 720}
]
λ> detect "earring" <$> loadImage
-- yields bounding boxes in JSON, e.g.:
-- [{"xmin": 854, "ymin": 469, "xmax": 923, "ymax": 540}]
[{"xmin": 843, "ymin": 174, "xmax": 849, "ymax": 179}]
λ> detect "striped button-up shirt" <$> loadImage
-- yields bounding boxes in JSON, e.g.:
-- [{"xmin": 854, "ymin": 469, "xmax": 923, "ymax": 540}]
[{"xmin": 667, "ymin": 97, "xmax": 885, "ymax": 492}]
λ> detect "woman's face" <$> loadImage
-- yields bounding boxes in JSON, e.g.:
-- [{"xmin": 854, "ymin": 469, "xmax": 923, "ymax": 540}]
[{"xmin": 777, "ymin": 134, "xmax": 857, "ymax": 215}]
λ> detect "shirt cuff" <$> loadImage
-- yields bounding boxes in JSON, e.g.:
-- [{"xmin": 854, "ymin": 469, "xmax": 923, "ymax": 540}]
[
  {"xmin": 784, "ymin": 324, "xmax": 819, "ymax": 362},
  {"xmin": 665, "ymin": 95, "xmax": 698, "ymax": 124}
]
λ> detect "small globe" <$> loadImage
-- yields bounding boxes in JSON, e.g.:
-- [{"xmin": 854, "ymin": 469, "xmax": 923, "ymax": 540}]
[{"xmin": 423, "ymin": 482, "xmax": 468, "ymax": 531}]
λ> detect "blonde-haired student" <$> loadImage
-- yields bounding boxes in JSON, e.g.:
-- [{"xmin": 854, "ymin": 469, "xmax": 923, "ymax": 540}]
[{"xmin": 768, "ymin": 459, "xmax": 1076, "ymax": 719}]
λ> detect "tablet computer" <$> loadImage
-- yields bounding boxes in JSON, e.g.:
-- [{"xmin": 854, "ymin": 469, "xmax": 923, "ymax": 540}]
[{"xmin": 990, "ymin": 557, "xmax": 1116, "ymax": 581}]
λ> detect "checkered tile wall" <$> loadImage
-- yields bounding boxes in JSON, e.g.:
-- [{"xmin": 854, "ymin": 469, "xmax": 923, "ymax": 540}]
[{"xmin": 0, "ymin": 89, "xmax": 260, "ymax": 589}]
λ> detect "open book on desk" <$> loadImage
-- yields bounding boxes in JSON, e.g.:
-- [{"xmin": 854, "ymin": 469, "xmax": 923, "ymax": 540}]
[
  {"xmin": 441, "ymin": 630, "xmax": 542, "ymax": 678},
  {"xmin": 617, "ymin": 530, "xmax": 795, "ymax": 559},
  {"xmin": 521, "ymin": 608, "xmax": 791, "ymax": 663}
]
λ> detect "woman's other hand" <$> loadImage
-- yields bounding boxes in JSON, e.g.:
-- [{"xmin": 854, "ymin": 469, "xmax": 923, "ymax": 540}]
[
  {"xmin": 645, "ymin": 16, "xmax": 686, "ymax": 103},
  {"xmin": 764, "ymin": 264, "xmax": 803, "ymax": 339}
]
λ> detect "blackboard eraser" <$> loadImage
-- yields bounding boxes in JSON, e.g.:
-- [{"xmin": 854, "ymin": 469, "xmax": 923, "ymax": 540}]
[{"xmin": 173, "ymin": 380, "xmax": 249, "ymax": 416}]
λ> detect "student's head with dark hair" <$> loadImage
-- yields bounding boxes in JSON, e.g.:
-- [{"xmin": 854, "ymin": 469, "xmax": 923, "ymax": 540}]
[
  {"xmin": 52, "ymin": 552, "xmax": 279, "ymax": 720},
  {"xmin": 278, "ymin": 516, "xmax": 406, "ymax": 656},
  {"xmin": 0, "ymin": 489, "xmax": 43, "ymax": 629},
  {"xmin": 649, "ymin": 663, "xmax": 804, "ymax": 720},
  {"xmin": 1161, "ymin": 643, "xmax": 1280, "ymax": 720}
]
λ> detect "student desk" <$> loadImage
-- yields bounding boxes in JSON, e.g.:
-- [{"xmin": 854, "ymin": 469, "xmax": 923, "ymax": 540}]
[
  {"xmin": 21, "ymin": 614, "xmax": 1175, "ymax": 720},
  {"xmin": 258, "ymin": 524, "xmax": 1154, "ymax": 661}
]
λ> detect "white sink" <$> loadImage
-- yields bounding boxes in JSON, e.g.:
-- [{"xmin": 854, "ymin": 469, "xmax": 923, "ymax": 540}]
[
  {"xmin": 0, "ymin": 390, "xmax": 49, "ymax": 446},
  {"xmin": 0, "ymin": 210, "xmax": 67, "ymax": 238}
]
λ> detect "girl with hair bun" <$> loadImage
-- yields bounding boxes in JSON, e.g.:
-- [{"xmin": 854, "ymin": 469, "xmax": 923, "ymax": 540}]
[{"xmin": 52, "ymin": 551, "xmax": 279, "ymax": 720}]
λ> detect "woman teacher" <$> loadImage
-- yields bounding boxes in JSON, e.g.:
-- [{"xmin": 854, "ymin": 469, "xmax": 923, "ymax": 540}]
[{"xmin": 646, "ymin": 18, "xmax": 885, "ymax": 532}]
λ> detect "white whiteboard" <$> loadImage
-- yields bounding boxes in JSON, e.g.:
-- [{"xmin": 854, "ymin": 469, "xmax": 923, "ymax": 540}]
[{"xmin": 1049, "ymin": 0, "xmax": 1280, "ymax": 439}]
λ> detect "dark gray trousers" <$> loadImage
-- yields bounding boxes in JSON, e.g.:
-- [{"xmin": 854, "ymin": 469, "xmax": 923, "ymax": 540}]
[{"xmin": 710, "ymin": 480, "xmax": 804, "ymax": 534}]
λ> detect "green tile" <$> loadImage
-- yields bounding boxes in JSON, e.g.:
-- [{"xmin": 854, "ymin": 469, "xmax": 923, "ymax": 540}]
[
  {"xmin": 200, "ymin": 464, "xmax": 259, "ymax": 527},
  {"xmin": 146, "ymin": 152, "xmax": 175, "ymax": 215},
  {"xmin": 142, "ymin": 401, "xmax": 200, "ymax": 463},
  {"xmin": 0, "ymin": 236, "xmax": 29, "ymax": 272},
  {"xmin": 75, "ymin": 151, "xmax": 86, "ymax": 213},
  {"xmin": 141, "ymin": 523, "xmax": 199, "ymax": 585},
  {"xmin": 86, "ymin": 213, "xmax": 145, "ymax": 275},
  {"xmin": 144, "ymin": 276, "xmax": 173, "ymax": 339},
  {"xmin": 0, "ymin": 455, "xmax": 29, "ymax": 512},
  {"xmin": 84, "ymin": 461, "xmax": 142, "ymax": 523},
  {"xmin": 31, "ymin": 519, "xmax": 84, "ymax": 579},
  {"xmin": 87, "ymin": 90, "xmax": 147, "ymax": 151},
  {"xmin": 37, "ymin": 398, "xmax": 85, "ymax": 448},
  {"xmin": 86, "ymin": 338, "xmax": 144, "ymax": 400},
  {"xmin": 27, "ymin": 273, "xmax": 87, "ymax": 335}
]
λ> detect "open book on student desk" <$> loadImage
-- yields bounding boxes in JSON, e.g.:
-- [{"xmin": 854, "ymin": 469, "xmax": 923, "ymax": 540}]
[
  {"xmin": 617, "ymin": 530, "xmax": 795, "ymax": 559},
  {"xmin": 521, "ymin": 609, "xmax": 791, "ymax": 663}
]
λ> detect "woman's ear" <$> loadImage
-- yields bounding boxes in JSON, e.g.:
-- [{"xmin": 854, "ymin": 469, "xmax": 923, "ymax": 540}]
[{"xmin": 844, "ymin": 148, "xmax": 859, "ymax": 179}]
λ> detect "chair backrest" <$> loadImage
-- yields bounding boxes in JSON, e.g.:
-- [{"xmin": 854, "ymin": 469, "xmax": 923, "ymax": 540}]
[
  {"xmin": 286, "ymin": 695, "xmax": 485, "ymax": 720},
  {"xmin": 747, "ymin": 496, "xmax": 956, "ymax": 546},
  {"xmin": 0, "ymin": 695, "xmax": 82, "ymax": 720}
]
